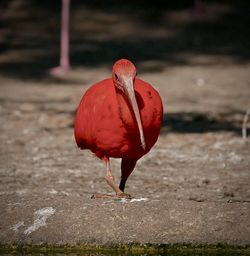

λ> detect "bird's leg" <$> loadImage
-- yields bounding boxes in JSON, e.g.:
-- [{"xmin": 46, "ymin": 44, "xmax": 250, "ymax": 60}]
[
  {"xmin": 50, "ymin": 0, "xmax": 71, "ymax": 75},
  {"xmin": 91, "ymin": 158, "xmax": 131, "ymax": 199},
  {"xmin": 104, "ymin": 159, "xmax": 122, "ymax": 194},
  {"xmin": 119, "ymin": 158, "xmax": 137, "ymax": 192},
  {"xmin": 59, "ymin": 0, "xmax": 70, "ymax": 70}
]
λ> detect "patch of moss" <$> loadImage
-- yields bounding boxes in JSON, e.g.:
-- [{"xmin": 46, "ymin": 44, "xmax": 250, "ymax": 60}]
[{"xmin": 0, "ymin": 243, "xmax": 249, "ymax": 255}]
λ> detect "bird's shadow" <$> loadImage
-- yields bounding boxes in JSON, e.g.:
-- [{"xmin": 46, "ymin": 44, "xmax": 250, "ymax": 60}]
[
  {"xmin": 65, "ymin": 110, "xmax": 244, "ymax": 136},
  {"xmin": 161, "ymin": 111, "xmax": 243, "ymax": 134}
]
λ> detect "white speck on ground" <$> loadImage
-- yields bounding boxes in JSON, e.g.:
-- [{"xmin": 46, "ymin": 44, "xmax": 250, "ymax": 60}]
[
  {"xmin": 196, "ymin": 78, "xmax": 205, "ymax": 87},
  {"xmin": 23, "ymin": 207, "xmax": 56, "ymax": 235},
  {"xmin": 227, "ymin": 151, "xmax": 243, "ymax": 163},
  {"xmin": 16, "ymin": 189, "xmax": 29, "ymax": 195},
  {"xmin": 11, "ymin": 221, "xmax": 25, "ymax": 232},
  {"xmin": 116, "ymin": 198, "xmax": 148, "ymax": 203},
  {"xmin": 130, "ymin": 198, "xmax": 148, "ymax": 202},
  {"xmin": 48, "ymin": 189, "xmax": 58, "ymax": 195}
]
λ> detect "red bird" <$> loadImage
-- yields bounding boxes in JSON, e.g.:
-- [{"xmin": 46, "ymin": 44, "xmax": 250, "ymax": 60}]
[{"xmin": 74, "ymin": 59, "xmax": 163, "ymax": 199}]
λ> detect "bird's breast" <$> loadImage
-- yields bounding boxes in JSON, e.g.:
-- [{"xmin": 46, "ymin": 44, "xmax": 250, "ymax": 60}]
[{"xmin": 74, "ymin": 78, "xmax": 163, "ymax": 159}]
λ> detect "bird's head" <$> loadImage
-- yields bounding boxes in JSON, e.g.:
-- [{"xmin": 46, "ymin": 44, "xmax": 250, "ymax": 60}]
[
  {"xmin": 112, "ymin": 59, "xmax": 136, "ymax": 92},
  {"xmin": 112, "ymin": 59, "xmax": 146, "ymax": 150}
]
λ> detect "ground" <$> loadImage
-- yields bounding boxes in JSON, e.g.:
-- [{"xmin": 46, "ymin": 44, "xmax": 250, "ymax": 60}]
[{"xmin": 0, "ymin": 0, "xmax": 250, "ymax": 252}]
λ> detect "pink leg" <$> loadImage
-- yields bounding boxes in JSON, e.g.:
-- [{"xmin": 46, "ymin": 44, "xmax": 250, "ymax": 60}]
[
  {"xmin": 50, "ymin": 0, "xmax": 71, "ymax": 75},
  {"xmin": 91, "ymin": 157, "xmax": 132, "ymax": 199}
]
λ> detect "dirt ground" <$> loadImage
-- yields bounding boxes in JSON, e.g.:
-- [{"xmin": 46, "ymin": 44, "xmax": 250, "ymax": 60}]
[
  {"xmin": 1, "ymin": 64, "xmax": 249, "ymax": 203},
  {"xmin": 0, "ymin": 0, "xmax": 250, "ymax": 248}
]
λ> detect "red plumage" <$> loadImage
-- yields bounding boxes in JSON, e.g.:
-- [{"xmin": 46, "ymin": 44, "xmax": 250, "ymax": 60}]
[{"xmin": 74, "ymin": 59, "xmax": 163, "ymax": 198}]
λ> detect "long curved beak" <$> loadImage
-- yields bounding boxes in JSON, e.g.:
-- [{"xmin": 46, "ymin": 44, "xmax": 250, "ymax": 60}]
[{"xmin": 122, "ymin": 76, "xmax": 146, "ymax": 150}]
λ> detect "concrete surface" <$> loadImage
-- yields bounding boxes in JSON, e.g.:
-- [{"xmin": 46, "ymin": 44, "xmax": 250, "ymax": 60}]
[{"xmin": 0, "ymin": 194, "xmax": 250, "ymax": 246}]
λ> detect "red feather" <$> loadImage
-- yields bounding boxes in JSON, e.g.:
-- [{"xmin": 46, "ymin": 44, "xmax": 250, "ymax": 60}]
[{"xmin": 74, "ymin": 77, "xmax": 163, "ymax": 160}]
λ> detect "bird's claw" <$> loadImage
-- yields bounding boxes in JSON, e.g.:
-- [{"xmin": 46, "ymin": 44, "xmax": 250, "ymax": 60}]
[{"xmin": 117, "ymin": 192, "xmax": 132, "ymax": 199}]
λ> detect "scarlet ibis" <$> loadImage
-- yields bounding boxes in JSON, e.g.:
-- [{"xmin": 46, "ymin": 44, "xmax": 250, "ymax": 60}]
[{"xmin": 74, "ymin": 59, "xmax": 163, "ymax": 199}]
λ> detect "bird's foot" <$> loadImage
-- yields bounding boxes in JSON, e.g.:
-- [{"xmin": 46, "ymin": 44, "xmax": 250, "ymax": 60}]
[
  {"xmin": 91, "ymin": 193, "xmax": 131, "ymax": 199},
  {"xmin": 117, "ymin": 192, "xmax": 132, "ymax": 199},
  {"xmin": 49, "ymin": 66, "xmax": 70, "ymax": 76}
]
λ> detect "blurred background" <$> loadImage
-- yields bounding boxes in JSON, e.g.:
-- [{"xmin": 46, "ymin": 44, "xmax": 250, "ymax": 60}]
[
  {"xmin": 0, "ymin": 0, "xmax": 250, "ymax": 78},
  {"xmin": 0, "ymin": 0, "xmax": 250, "ymax": 202}
]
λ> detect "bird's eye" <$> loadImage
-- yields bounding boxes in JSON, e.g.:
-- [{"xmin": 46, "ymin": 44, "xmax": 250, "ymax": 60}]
[{"xmin": 114, "ymin": 73, "xmax": 119, "ymax": 81}]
